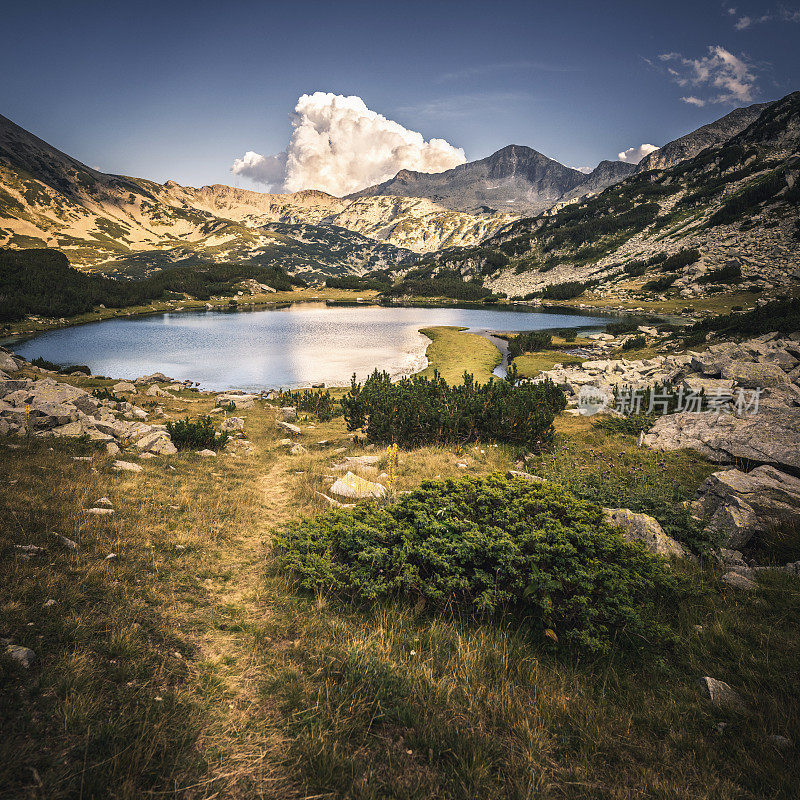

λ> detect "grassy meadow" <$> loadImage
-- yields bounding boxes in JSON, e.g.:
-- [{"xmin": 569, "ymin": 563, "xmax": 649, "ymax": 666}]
[{"xmin": 2, "ymin": 368, "xmax": 799, "ymax": 799}]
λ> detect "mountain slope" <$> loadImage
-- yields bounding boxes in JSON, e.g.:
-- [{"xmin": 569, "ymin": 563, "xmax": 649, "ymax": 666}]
[
  {"xmin": 0, "ymin": 113, "xmax": 511, "ymax": 272},
  {"xmin": 403, "ymin": 91, "xmax": 800, "ymax": 302}
]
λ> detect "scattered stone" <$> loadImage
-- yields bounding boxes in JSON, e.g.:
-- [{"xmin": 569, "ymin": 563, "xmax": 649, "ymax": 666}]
[
  {"xmin": 279, "ymin": 406, "xmax": 297, "ymax": 422},
  {"xmin": 14, "ymin": 544, "xmax": 44, "ymax": 559},
  {"xmin": 290, "ymin": 444, "xmax": 307, "ymax": 455},
  {"xmin": 602, "ymin": 507, "xmax": 687, "ymax": 558},
  {"xmin": 315, "ymin": 491, "xmax": 355, "ymax": 508},
  {"xmin": 113, "ymin": 460, "xmax": 142, "ymax": 473},
  {"xmin": 2, "ymin": 641, "xmax": 36, "ymax": 669},
  {"xmin": 276, "ymin": 420, "xmax": 301, "ymax": 435},
  {"xmin": 112, "ymin": 381, "xmax": 137, "ymax": 394},
  {"xmin": 54, "ymin": 533, "xmax": 77, "ymax": 550},
  {"xmin": 196, "ymin": 449, "xmax": 217, "ymax": 457},
  {"xmin": 106, "ymin": 442, "xmax": 120, "ymax": 456},
  {"xmin": 722, "ymin": 571, "xmax": 758, "ymax": 590},
  {"xmin": 85, "ymin": 507, "xmax": 115, "ymax": 516},
  {"xmin": 221, "ymin": 416, "xmax": 245, "ymax": 432},
  {"xmin": 330, "ymin": 471, "xmax": 386, "ymax": 500},
  {"xmin": 507, "ymin": 470, "xmax": 548, "ymax": 484},
  {"xmin": 105, "ymin": 553, "xmax": 117, "ymax": 561},
  {"xmin": 96, "ymin": 497, "xmax": 113, "ymax": 507},
  {"xmin": 697, "ymin": 677, "xmax": 744, "ymax": 709},
  {"xmin": 43, "ymin": 599, "xmax": 56, "ymax": 608}
]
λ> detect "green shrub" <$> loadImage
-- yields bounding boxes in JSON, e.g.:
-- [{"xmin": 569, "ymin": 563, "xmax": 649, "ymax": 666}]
[
  {"xmin": 30, "ymin": 357, "xmax": 91, "ymax": 375},
  {"xmin": 593, "ymin": 413, "xmax": 657, "ymax": 437},
  {"xmin": 689, "ymin": 298, "xmax": 800, "ymax": 338},
  {"xmin": 660, "ymin": 249, "xmax": 700, "ymax": 272},
  {"xmin": 697, "ymin": 263, "xmax": 742, "ymax": 284},
  {"xmin": 92, "ymin": 387, "xmax": 122, "ymax": 403},
  {"xmin": 340, "ymin": 367, "xmax": 566, "ymax": 450},
  {"xmin": 642, "ymin": 274, "xmax": 678, "ymax": 292},
  {"xmin": 537, "ymin": 280, "xmax": 598, "ymax": 300},
  {"xmin": 507, "ymin": 330, "xmax": 552, "ymax": 359},
  {"xmin": 622, "ymin": 334, "xmax": 647, "ymax": 351},
  {"xmin": 275, "ymin": 474, "xmax": 685, "ymax": 653},
  {"xmin": 275, "ymin": 388, "xmax": 338, "ymax": 421},
  {"xmin": 166, "ymin": 416, "xmax": 228, "ymax": 450}
]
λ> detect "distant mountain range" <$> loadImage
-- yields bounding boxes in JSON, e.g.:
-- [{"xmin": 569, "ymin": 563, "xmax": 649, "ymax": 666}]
[
  {"xmin": 350, "ymin": 144, "xmax": 636, "ymax": 214},
  {"xmin": 0, "ymin": 97, "xmax": 793, "ymax": 281}
]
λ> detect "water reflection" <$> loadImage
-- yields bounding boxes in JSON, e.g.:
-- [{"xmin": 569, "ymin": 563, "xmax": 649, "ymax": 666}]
[{"xmin": 12, "ymin": 303, "xmax": 616, "ymax": 391}]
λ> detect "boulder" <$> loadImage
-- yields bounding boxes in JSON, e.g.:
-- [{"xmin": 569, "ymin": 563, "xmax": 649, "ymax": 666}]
[
  {"xmin": 330, "ymin": 471, "xmax": 386, "ymax": 500},
  {"xmin": 136, "ymin": 430, "xmax": 177, "ymax": 455},
  {"xmin": 507, "ymin": 470, "xmax": 548, "ymax": 484},
  {"xmin": 112, "ymin": 382, "xmax": 137, "ymax": 394},
  {"xmin": 602, "ymin": 507, "xmax": 687, "ymax": 558},
  {"xmin": 697, "ymin": 677, "xmax": 744, "ymax": 709},
  {"xmin": 722, "ymin": 571, "xmax": 758, "ymax": 590},
  {"xmin": 692, "ymin": 466, "xmax": 800, "ymax": 548},
  {"xmin": 1, "ymin": 640, "xmax": 36, "ymax": 669},
  {"xmin": 290, "ymin": 444, "xmax": 307, "ymax": 455},
  {"xmin": 216, "ymin": 393, "xmax": 256, "ymax": 410},
  {"xmin": 145, "ymin": 385, "xmax": 169, "ymax": 397},
  {"xmin": 113, "ymin": 460, "xmax": 142, "ymax": 473},
  {"xmin": 279, "ymin": 406, "xmax": 297, "ymax": 422},
  {"xmin": 0, "ymin": 352, "xmax": 20, "ymax": 372},
  {"xmin": 644, "ymin": 406, "xmax": 800, "ymax": 472},
  {"xmin": 221, "ymin": 416, "xmax": 245, "ymax": 432},
  {"xmin": 276, "ymin": 420, "xmax": 301, "ymax": 435},
  {"xmin": 721, "ymin": 361, "xmax": 789, "ymax": 388},
  {"xmin": 197, "ymin": 449, "xmax": 217, "ymax": 457}
]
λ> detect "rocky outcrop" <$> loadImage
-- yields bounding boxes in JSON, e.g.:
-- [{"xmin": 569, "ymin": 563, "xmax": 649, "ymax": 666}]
[
  {"xmin": 692, "ymin": 466, "xmax": 800, "ymax": 548},
  {"xmin": 644, "ymin": 405, "xmax": 800, "ymax": 472},
  {"xmin": 0, "ymin": 354, "xmax": 177, "ymax": 455}
]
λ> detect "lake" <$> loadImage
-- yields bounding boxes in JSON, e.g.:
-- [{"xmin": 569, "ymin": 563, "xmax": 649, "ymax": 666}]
[{"xmin": 11, "ymin": 303, "xmax": 617, "ymax": 391}]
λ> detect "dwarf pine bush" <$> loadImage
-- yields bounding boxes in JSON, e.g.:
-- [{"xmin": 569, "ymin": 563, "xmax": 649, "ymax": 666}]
[
  {"xmin": 166, "ymin": 416, "xmax": 228, "ymax": 450},
  {"xmin": 340, "ymin": 368, "xmax": 565, "ymax": 450},
  {"xmin": 275, "ymin": 474, "xmax": 684, "ymax": 654}
]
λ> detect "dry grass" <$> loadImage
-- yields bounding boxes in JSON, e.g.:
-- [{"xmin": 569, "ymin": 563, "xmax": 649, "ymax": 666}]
[{"xmin": 2, "ymin": 385, "xmax": 799, "ymax": 799}]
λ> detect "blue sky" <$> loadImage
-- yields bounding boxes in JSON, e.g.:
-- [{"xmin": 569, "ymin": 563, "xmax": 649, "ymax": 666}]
[{"xmin": 1, "ymin": 0, "xmax": 797, "ymax": 191}]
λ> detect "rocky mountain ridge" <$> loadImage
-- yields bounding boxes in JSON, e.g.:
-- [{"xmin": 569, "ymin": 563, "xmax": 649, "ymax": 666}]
[
  {"xmin": 350, "ymin": 144, "xmax": 636, "ymax": 214},
  {"xmin": 405, "ymin": 91, "xmax": 800, "ymax": 303}
]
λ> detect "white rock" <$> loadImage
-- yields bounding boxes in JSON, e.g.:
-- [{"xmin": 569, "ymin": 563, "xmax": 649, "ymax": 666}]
[
  {"xmin": 330, "ymin": 471, "xmax": 386, "ymax": 500},
  {"xmin": 196, "ymin": 449, "xmax": 217, "ymax": 457},
  {"xmin": 113, "ymin": 460, "xmax": 142, "ymax": 473}
]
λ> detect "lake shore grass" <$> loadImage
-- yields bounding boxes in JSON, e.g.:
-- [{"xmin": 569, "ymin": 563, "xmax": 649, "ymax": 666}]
[
  {"xmin": 2, "ymin": 383, "xmax": 798, "ymax": 799},
  {"xmin": 418, "ymin": 326, "xmax": 502, "ymax": 384}
]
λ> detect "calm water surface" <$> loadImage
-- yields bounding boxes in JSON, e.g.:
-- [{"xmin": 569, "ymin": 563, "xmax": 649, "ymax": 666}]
[{"xmin": 12, "ymin": 304, "xmax": 615, "ymax": 391}]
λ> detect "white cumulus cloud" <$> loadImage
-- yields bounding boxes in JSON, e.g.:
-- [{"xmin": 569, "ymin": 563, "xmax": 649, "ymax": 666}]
[
  {"xmin": 231, "ymin": 92, "xmax": 466, "ymax": 196},
  {"xmin": 659, "ymin": 45, "xmax": 758, "ymax": 106},
  {"xmin": 618, "ymin": 144, "xmax": 659, "ymax": 164}
]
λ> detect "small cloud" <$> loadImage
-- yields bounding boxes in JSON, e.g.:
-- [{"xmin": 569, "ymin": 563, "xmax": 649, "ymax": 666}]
[
  {"xmin": 618, "ymin": 144, "xmax": 659, "ymax": 164},
  {"xmin": 730, "ymin": 5, "xmax": 800, "ymax": 29},
  {"xmin": 658, "ymin": 45, "xmax": 759, "ymax": 105},
  {"xmin": 436, "ymin": 60, "xmax": 576, "ymax": 82},
  {"xmin": 574, "ymin": 165, "xmax": 593, "ymax": 174}
]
